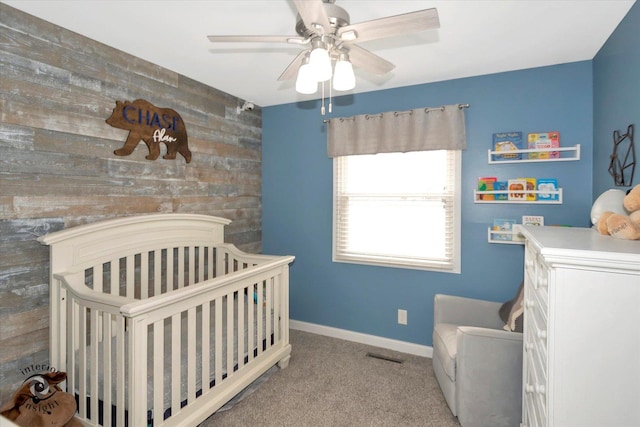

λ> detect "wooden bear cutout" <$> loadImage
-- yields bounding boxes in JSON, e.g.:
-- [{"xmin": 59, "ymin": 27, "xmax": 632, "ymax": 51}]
[{"xmin": 106, "ymin": 99, "xmax": 192, "ymax": 163}]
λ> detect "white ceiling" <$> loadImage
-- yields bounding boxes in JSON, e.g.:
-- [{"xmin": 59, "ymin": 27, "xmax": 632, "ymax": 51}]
[{"xmin": 3, "ymin": 0, "xmax": 635, "ymax": 108}]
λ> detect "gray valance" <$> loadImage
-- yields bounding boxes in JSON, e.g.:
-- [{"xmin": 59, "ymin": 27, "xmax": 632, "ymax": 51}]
[{"xmin": 327, "ymin": 103, "xmax": 468, "ymax": 157}]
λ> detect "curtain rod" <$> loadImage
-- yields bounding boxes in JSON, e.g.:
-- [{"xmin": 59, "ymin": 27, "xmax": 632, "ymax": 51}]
[{"xmin": 323, "ymin": 103, "xmax": 470, "ymax": 123}]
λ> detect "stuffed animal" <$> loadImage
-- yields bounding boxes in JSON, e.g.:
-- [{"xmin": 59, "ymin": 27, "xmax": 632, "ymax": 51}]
[
  {"xmin": 597, "ymin": 184, "xmax": 640, "ymax": 240},
  {"xmin": 0, "ymin": 371, "xmax": 82, "ymax": 427}
]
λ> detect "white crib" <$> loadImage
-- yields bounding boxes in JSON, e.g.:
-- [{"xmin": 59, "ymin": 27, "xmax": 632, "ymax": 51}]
[{"xmin": 38, "ymin": 214, "xmax": 294, "ymax": 426}]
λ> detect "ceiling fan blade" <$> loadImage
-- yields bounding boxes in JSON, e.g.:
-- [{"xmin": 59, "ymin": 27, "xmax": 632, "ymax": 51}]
[
  {"xmin": 278, "ymin": 50, "xmax": 308, "ymax": 81},
  {"xmin": 207, "ymin": 35, "xmax": 307, "ymax": 44},
  {"xmin": 338, "ymin": 8, "xmax": 439, "ymax": 43},
  {"xmin": 347, "ymin": 45, "xmax": 395, "ymax": 75},
  {"xmin": 292, "ymin": 0, "xmax": 331, "ymax": 34}
]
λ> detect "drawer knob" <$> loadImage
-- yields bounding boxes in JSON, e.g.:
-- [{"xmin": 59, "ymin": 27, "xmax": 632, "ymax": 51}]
[
  {"xmin": 525, "ymin": 342, "xmax": 534, "ymax": 351},
  {"xmin": 525, "ymin": 384, "xmax": 535, "ymax": 394},
  {"xmin": 536, "ymin": 384, "xmax": 546, "ymax": 395},
  {"xmin": 537, "ymin": 329, "xmax": 547, "ymax": 339},
  {"xmin": 525, "ymin": 299, "xmax": 534, "ymax": 308}
]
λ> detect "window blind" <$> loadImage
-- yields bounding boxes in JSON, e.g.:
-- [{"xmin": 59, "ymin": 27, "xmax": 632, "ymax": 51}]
[{"xmin": 333, "ymin": 150, "xmax": 460, "ymax": 272}]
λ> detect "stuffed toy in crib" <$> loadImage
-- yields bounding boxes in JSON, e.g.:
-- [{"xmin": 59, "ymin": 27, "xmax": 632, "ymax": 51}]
[{"xmin": 0, "ymin": 371, "xmax": 82, "ymax": 426}]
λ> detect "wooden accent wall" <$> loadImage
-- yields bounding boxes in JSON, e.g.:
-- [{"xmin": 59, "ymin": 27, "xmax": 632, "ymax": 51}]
[{"xmin": 0, "ymin": 4, "xmax": 263, "ymax": 401}]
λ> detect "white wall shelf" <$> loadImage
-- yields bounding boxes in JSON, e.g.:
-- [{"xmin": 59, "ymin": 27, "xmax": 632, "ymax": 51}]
[
  {"xmin": 474, "ymin": 188, "xmax": 563, "ymax": 204},
  {"xmin": 487, "ymin": 228, "xmax": 525, "ymax": 244},
  {"xmin": 488, "ymin": 144, "xmax": 580, "ymax": 164}
]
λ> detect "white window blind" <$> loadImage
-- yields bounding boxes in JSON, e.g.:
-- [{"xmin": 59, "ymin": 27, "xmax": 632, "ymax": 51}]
[{"xmin": 333, "ymin": 150, "xmax": 461, "ymax": 272}]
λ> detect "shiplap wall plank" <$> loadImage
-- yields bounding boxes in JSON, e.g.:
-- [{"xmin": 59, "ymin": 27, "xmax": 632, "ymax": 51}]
[{"xmin": 0, "ymin": 3, "xmax": 264, "ymax": 402}]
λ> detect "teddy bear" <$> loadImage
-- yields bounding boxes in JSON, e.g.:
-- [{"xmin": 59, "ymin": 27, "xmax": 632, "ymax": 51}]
[{"xmin": 597, "ymin": 184, "xmax": 640, "ymax": 240}]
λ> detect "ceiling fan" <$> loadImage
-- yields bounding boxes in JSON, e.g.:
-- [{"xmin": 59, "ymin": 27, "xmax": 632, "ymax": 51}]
[{"xmin": 207, "ymin": 0, "xmax": 439, "ymax": 111}]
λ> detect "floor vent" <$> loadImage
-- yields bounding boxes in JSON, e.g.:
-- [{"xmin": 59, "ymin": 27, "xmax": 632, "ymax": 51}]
[{"xmin": 366, "ymin": 352, "xmax": 404, "ymax": 364}]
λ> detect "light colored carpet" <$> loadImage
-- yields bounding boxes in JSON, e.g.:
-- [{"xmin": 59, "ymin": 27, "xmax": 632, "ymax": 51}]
[{"xmin": 200, "ymin": 329, "xmax": 460, "ymax": 427}]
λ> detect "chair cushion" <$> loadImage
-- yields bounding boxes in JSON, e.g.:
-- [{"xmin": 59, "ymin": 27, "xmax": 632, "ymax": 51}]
[{"xmin": 433, "ymin": 323, "xmax": 458, "ymax": 382}]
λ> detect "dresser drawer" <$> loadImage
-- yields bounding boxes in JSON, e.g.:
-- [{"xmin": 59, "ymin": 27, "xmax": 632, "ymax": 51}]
[
  {"xmin": 526, "ymin": 302, "xmax": 548, "ymax": 366},
  {"xmin": 524, "ymin": 363, "xmax": 547, "ymax": 427},
  {"xmin": 533, "ymin": 256, "xmax": 549, "ymax": 310}
]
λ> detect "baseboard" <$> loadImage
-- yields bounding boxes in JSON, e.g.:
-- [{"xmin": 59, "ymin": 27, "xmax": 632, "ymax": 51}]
[{"xmin": 289, "ymin": 320, "xmax": 433, "ymax": 358}]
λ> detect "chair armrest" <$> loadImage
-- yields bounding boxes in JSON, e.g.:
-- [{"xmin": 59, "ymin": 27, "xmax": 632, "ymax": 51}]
[
  {"xmin": 455, "ymin": 326, "xmax": 523, "ymax": 427},
  {"xmin": 434, "ymin": 294, "xmax": 505, "ymax": 330}
]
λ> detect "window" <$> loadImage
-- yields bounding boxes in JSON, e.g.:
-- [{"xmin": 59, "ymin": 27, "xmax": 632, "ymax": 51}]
[{"xmin": 333, "ymin": 150, "xmax": 461, "ymax": 273}]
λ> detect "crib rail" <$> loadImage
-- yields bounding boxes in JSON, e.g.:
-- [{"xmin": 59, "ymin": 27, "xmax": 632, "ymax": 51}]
[{"xmin": 51, "ymin": 243, "xmax": 293, "ymax": 427}]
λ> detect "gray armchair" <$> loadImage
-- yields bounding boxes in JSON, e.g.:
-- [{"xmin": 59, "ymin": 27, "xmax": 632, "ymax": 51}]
[{"xmin": 432, "ymin": 294, "xmax": 523, "ymax": 427}]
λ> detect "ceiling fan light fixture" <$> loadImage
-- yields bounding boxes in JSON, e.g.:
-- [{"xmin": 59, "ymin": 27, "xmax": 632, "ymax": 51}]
[
  {"xmin": 309, "ymin": 39, "xmax": 332, "ymax": 82},
  {"xmin": 295, "ymin": 54, "xmax": 318, "ymax": 94},
  {"xmin": 339, "ymin": 30, "xmax": 358, "ymax": 41},
  {"xmin": 333, "ymin": 53, "xmax": 355, "ymax": 91}
]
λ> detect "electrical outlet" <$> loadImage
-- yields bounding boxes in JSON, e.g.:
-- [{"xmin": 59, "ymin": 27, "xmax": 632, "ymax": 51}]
[{"xmin": 398, "ymin": 309, "xmax": 408, "ymax": 325}]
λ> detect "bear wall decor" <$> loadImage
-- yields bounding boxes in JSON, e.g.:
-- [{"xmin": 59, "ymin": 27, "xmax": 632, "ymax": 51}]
[{"xmin": 106, "ymin": 99, "xmax": 192, "ymax": 163}]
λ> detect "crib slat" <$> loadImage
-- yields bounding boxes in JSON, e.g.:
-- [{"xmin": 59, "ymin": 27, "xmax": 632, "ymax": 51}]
[
  {"xmin": 178, "ymin": 248, "xmax": 185, "ymax": 288},
  {"xmin": 141, "ymin": 252, "xmax": 149, "ymax": 299},
  {"xmin": 237, "ymin": 289, "xmax": 245, "ymax": 370},
  {"xmin": 90, "ymin": 309, "xmax": 99, "ymax": 421},
  {"xmin": 66, "ymin": 298, "xmax": 76, "ymax": 413},
  {"xmin": 201, "ymin": 302, "xmax": 210, "ymax": 392},
  {"xmin": 187, "ymin": 307, "xmax": 196, "ymax": 403},
  {"xmin": 155, "ymin": 250, "xmax": 162, "ymax": 297},
  {"xmin": 129, "ymin": 319, "xmax": 148, "ymax": 427},
  {"xmin": 198, "ymin": 246, "xmax": 205, "ymax": 284},
  {"xmin": 78, "ymin": 304, "xmax": 87, "ymax": 419},
  {"xmin": 256, "ymin": 283, "xmax": 264, "ymax": 357},
  {"xmin": 167, "ymin": 248, "xmax": 175, "ymax": 291},
  {"xmin": 216, "ymin": 249, "xmax": 226, "ymax": 277},
  {"xmin": 153, "ymin": 319, "xmax": 164, "ymax": 425},
  {"xmin": 116, "ymin": 317, "xmax": 126, "ymax": 427},
  {"xmin": 188, "ymin": 246, "xmax": 195, "ymax": 286},
  {"xmin": 126, "ymin": 255, "xmax": 135, "ymax": 298},
  {"xmin": 247, "ymin": 285, "xmax": 255, "ymax": 363},
  {"xmin": 171, "ymin": 313, "xmax": 181, "ymax": 414},
  {"xmin": 226, "ymin": 293, "xmax": 234, "ymax": 377},
  {"xmin": 110, "ymin": 261, "xmax": 119, "ymax": 296},
  {"xmin": 209, "ymin": 247, "xmax": 215, "ymax": 280},
  {"xmin": 273, "ymin": 274, "xmax": 281, "ymax": 343},
  {"xmin": 103, "ymin": 313, "xmax": 112, "ymax": 427},
  {"xmin": 93, "ymin": 266, "xmax": 103, "ymax": 293},
  {"xmin": 214, "ymin": 298, "xmax": 223, "ymax": 386}
]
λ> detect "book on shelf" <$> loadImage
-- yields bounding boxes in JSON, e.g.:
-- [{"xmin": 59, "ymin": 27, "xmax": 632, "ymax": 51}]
[
  {"xmin": 518, "ymin": 177, "xmax": 537, "ymax": 201},
  {"xmin": 477, "ymin": 176, "xmax": 497, "ymax": 200},
  {"xmin": 492, "ymin": 218, "xmax": 517, "ymax": 241},
  {"xmin": 508, "ymin": 179, "xmax": 527, "ymax": 201},
  {"xmin": 492, "ymin": 131, "xmax": 523, "ymax": 161},
  {"xmin": 494, "ymin": 181, "xmax": 508, "ymax": 200},
  {"xmin": 522, "ymin": 215, "xmax": 544, "ymax": 226},
  {"xmin": 537, "ymin": 178, "xmax": 559, "ymax": 201},
  {"xmin": 527, "ymin": 131, "xmax": 560, "ymax": 159}
]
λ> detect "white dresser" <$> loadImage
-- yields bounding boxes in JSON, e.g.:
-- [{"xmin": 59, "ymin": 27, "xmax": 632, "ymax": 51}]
[{"xmin": 519, "ymin": 226, "xmax": 640, "ymax": 427}]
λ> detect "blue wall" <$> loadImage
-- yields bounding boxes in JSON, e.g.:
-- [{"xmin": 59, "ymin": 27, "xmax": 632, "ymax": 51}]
[
  {"xmin": 593, "ymin": 1, "xmax": 640, "ymax": 198},
  {"xmin": 262, "ymin": 62, "xmax": 593, "ymax": 347}
]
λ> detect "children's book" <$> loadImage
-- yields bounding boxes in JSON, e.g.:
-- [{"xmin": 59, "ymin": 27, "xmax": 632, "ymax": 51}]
[
  {"xmin": 493, "ymin": 218, "xmax": 517, "ymax": 241},
  {"xmin": 493, "ymin": 132, "xmax": 523, "ymax": 161},
  {"xmin": 527, "ymin": 132, "xmax": 560, "ymax": 159},
  {"xmin": 508, "ymin": 179, "xmax": 527, "ymax": 201},
  {"xmin": 522, "ymin": 215, "xmax": 544, "ymax": 226},
  {"xmin": 518, "ymin": 177, "xmax": 537, "ymax": 201},
  {"xmin": 477, "ymin": 177, "xmax": 497, "ymax": 200},
  {"xmin": 494, "ymin": 181, "xmax": 508, "ymax": 200},
  {"xmin": 537, "ymin": 178, "xmax": 559, "ymax": 201}
]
